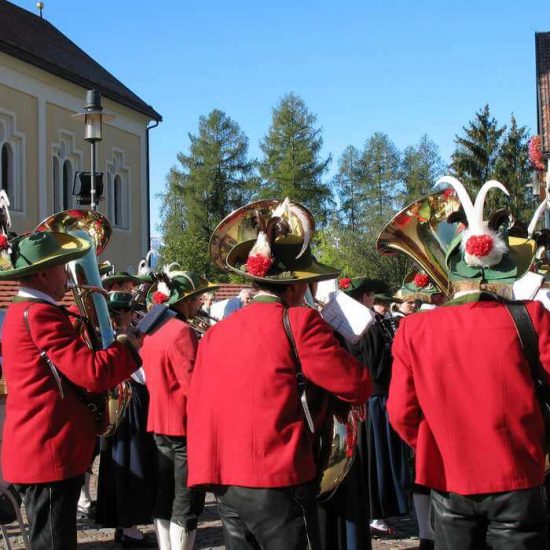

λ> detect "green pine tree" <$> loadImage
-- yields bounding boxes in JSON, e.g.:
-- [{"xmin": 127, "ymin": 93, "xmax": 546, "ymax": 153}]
[
  {"xmin": 258, "ymin": 93, "xmax": 332, "ymax": 222},
  {"xmin": 494, "ymin": 116, "xmax": 533, "ymax": 222},
  {"xmin": 332, "ymin": 145, "xmax": 363, "ymax": 233},
  {"xmin": 360, "ymin": 132, "xmax": 401, "ymax": 232},
  {"xmin": 159, "ymin": 110, "xmax": 256, "ymax": 277},
  {"xmin": 450, "ymin": 104, "xmax": 505, "ymax": 195},
  {"xmin": 400, "ymin": 134, "xmax": 446, "ymax": 206}
]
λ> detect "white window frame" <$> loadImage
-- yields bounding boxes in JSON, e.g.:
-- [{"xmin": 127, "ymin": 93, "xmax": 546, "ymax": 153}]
[
  {"xmin": 0, "ymin": 109, "xmax": 26, "ymax": 212},
  {"xmin": 106, "ymin": 149, "xmax": 131, "ymax": 231},
  {"xmin": 52, "ymin": 130, "xmax": 83, "ymax": 212}
]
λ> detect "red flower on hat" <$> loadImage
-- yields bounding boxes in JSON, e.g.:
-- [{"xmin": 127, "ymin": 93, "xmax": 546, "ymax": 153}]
[
  {"xmin": 0, "ymin": 234, "xmax": 9, "ymax": 251},
  {"xmin": 465, "ymin": 234, "xmax": 493, "ymax": 257},
  {"xmin": 152, "ymin": 291, "xmax": 169, "ymax": 304},
  {"xmin": 442, "ymin": 188, "xmax": 456, "ymax": 199},
  {"xmin": 339, "ymin": 277, "xmax": 352, "ymax": 289},
  {"xmin": 413, "ymin": 273, "xmax": 430, "ymax": 288},
  {"xmin": 246, "ymin": 255, "xmax": 273, "ymax": 277}
]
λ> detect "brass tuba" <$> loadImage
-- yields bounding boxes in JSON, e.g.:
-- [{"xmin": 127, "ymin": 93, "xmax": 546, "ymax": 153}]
[
  {"xmin": 376, "ymin": 189, "xmax": 462, "ymax": 297},
  {"xmin": 36, "ymin": 209, "xmax": 132, "ymax": 436}
]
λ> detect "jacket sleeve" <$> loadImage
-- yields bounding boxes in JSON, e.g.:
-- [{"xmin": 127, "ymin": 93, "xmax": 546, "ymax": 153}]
[
  {"xmin": 387, "ymin": 318, "xmax": 421, "ymax": 448},
  {"xmin": 28, "ymin": 303, "xmax": 140, "ymax": 393},
  {"xmin": 168, "ymin": 324, "xmax": 197, "ymax": 396},
  {"xmin": 291, "ymin": 307, "xmax": 371, "ymax": 405},
  {"xmin": 527, "ymin": 300, "xmax": 550, "ymax": 386}
]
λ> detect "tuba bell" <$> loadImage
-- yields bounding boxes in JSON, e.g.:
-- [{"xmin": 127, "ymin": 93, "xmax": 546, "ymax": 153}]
[
  {"xmin": 376, "ymin": 188, "xmax": 462, "ymax": 298},
  {"xmin": 36, "ymin": 209, "xmax": 132, "ymax": 436}
]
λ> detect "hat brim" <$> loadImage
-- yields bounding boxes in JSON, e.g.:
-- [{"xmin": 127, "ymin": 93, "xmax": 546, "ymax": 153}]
[
  {"xmin": 374, "ymin": 293, "xmax": 400, "ymax": 303},
  {"xmin": 446, "ymin": 235, "xmax": 536, "ymax": 283},
  {"xmin": 147, "ymin": 281, "xmax": 220, "ymax": 306},
  {"xmin": 226, "ymin": 240, "xmax": 340, "ymax": 284},
  {"xmin": 102, "ymin": 273, "xmax": 142, "ymax": 287},
  {"xmin": 0, "ymin": 233, "xmax": 91, "ymax": 281}
]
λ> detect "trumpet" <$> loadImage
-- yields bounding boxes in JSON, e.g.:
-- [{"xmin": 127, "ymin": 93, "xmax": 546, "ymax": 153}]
[{"xmin": 187, "ymin": 309, "xmax": 218, "ymax": 336}]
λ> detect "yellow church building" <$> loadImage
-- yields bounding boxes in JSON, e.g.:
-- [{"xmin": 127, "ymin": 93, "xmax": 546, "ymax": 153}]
[{"xmin": 0, "ymin": 0, "xmax": 161, "ymax": 271}]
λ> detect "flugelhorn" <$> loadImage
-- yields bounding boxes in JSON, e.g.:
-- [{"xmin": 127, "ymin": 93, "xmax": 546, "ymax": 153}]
[{"xmin": 36, "ymin": 209, "xmax": 132, "ymax": 436}]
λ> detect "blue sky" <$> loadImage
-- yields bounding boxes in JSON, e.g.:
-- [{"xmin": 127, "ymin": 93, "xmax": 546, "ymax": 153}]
[{"xmin": 11, "ymin": 0, "xmax": 550, "ymax": 234}]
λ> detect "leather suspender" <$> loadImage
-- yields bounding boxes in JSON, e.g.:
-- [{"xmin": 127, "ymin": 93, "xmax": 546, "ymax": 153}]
[
  {"xmin": 504, "ymin": 302, "xmax": 550, "ymax": 410},
  {"xmin": 283, "ymin": 308, "xmax": 315, "ymax": 433}
]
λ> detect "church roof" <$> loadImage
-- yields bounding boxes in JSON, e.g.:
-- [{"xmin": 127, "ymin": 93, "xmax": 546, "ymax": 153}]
[{"xmin": 0, "ymin": 0, "xmax": 161, "ymax": 121}]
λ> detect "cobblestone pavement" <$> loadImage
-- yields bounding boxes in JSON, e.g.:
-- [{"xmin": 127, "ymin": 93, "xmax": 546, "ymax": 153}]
[
  {"xmin": 2, "ymin": 496, "xmax": 421, "ymax": 549},
  {"xmin": 2, "ymin": 468, "xmax": 421, "ymax": 549}
]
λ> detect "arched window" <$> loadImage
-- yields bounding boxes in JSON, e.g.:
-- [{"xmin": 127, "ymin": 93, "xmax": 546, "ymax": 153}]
[
  {"xmin": 62, "ymin": 159, "xmax": 72, "ymax": 210},
  {"xmin": 52, "ymin": 156, "xmax": 61, "ymax": 212},
  {"xmin": 114, "ymin": 174, "xmax": 122, "ymax": 226},
  {"xmin": 1, "ymin": 143, "xmax": 13, "ymax": 198},
  {"xmin": 106, "ymin": 150, "xmax": 131, "ymax": 230}
]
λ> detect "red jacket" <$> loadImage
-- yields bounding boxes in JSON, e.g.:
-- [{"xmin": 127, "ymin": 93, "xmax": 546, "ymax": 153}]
[
  {"xmin": 187, "ymin": 301, "xmax": 371, "ymax": 488},
  {"xmin": 388, "ymin": 298, "xmax": 550, "ymax": 495},
  {"xmin": 1, "ymin": 299, "xmax": 140, "ymax": 484},
  {"xmin": 141, "ymin": 318, "xmax": 198, "ymax": 436}
]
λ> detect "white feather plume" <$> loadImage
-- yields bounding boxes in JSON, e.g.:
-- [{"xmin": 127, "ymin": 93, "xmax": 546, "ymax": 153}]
[
  {"xmin": 528, "ymin": 200, "xmax": 548, "ymax": 238},
  {"xmin": 249, "ymin": 231, "xmax": 271, "ymax": 258},
  {"xmin": 157, "ymin": 281, "xmax": 170, "ymax": 297}
]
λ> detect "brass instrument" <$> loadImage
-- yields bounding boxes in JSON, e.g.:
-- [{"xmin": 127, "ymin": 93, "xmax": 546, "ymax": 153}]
[
  {"xmin": 187, "ymin": 310, "xmax": 217, "ymax": 336},
  {"xmin": 36, "ymin": 209, "xmax": 132, "ymax": 436},
  {"xmin": 376, "ymin": 189, "xmax": 462, "ymax": 298}
]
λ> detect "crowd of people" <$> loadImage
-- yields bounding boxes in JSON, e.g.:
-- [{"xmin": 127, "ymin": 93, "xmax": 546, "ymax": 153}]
[{"xmin": 0, "ymin": 176, "xmax": 550, "ymax": 550}]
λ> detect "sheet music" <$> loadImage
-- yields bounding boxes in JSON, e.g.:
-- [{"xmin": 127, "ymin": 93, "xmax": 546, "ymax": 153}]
[{"xmin": 320, "ymin": 290, "xmax": 375, "ymax": 344}]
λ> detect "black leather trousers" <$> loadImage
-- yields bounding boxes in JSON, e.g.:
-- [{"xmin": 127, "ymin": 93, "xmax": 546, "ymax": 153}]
[
  {"xmin": 214, "ymin": 482, "xmax": 320, "ymax": 550},
  {"xmin": 431, "ymin": 487, "xmax": 547, "ymax": 550},
  {"xmin": 15, "ymin": 474, "xmax": 84, "ymax": 550}
]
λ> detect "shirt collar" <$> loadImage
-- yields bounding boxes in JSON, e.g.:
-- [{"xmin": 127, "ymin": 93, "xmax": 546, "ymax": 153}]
[{"xmin": 17, "ymin": 287, "xmax": 58, "ymax": 306}]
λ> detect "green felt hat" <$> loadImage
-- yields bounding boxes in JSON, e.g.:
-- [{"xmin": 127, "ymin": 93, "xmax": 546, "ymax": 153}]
[
  {"xmin": 147, "ymin": 271, "xmax": 219, "ymax": 306},
  {"xmin": 0, "ymin": 231, "xmax": 90, "ymax": 281},
  {"xmin": 227, "ymin": 234, "xmax": 340, "ymax": 285},
  {"xmin": 395, "ymin": 271, "xmax": 441, "ymax": 303},
  {"xmin": 98, "ymin": 261, "xmax": 114, "ymax": 277},
  {"xmin": 445, "ymin": 235, "xmax": 536, "ymax": 284},
  {"xmin": 102, "ymin": 271, "xmax": 142, "ymax": 289},
  {"xmin": 108, "ymin": 291, "xmax": 134, "ymax": 311},
  {"xmin": 338, "ymin": 277, "xmax": 389, "ymax": 296}
]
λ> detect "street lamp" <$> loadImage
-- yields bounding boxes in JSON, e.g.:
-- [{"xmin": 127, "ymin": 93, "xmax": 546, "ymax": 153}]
[{"xmin": 72, "ymin": 90, "xmax": 114, "ymax": 211}]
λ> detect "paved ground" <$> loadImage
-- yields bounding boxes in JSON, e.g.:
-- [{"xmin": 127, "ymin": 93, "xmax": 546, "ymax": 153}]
[
  {"xmin": 1, "ymin": 499, "xmax": 422, "ymax": 549},
  {"xmin": 1, "ymin": 468, "xmax": 422, "ymax": 549}
]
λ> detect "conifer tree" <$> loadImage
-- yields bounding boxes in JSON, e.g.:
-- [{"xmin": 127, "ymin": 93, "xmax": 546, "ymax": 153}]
[
  {"xmin": 259, "ymin": 93, "xmax": 332, "ymax": 222},
  {"xmin": 450, "ymin": 105, "xmax": 505, "ymax": 194},
  {"xmin": 332, "ymin": 145, "xmax": 363, "ymax": 233},
  {"xmin": 160, "ymin": 110, "xmax": 256, "ymax": 277},
  {"xmin": 494, "ymin": 116, "xmax": 532, "ymax": 221},
  {"xmin": 400, "ymin": 134, "xmax": 446, "ymax": 206}
]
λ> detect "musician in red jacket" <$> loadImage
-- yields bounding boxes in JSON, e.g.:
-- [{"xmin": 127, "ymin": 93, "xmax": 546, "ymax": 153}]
[
  {"xmin": 141, "ymin": 270, "xmax": 217, "ymax": 550},
  {"xmin": 188, "ymin": 199, "xmax": 371, "ymax": 549},
  {"xmin": 0, "ymin": 231, "xmax": 142, "ymax": 550},
  {"xmin": 387, "ymin": 177, "xmax": 550, "ymax": 549}
]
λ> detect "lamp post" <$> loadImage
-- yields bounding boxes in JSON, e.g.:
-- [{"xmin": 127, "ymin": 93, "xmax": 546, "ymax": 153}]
[{"xmin": 72, "ymin": 90, "xmax": 114, "ymax": 211}]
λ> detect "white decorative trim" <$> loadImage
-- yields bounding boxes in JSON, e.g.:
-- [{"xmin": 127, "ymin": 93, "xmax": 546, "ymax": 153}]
[
  {"xmin": 140, "ymin": 132, "xmax": 148, "ymax": 256},
  {"xmin": 51, "ymin": 129, "xmax": 83, "ymax": 211},
  {"xmin": 38, "ymin": 97, "xmax": 46, "ymax": 219},
  {"xmin": 106, "ymin": 148, "xmax": 131, "ymax": 231},
  {"xmin": 0, "ymin": 108, "xmax": 26, "ymax": 212}
]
